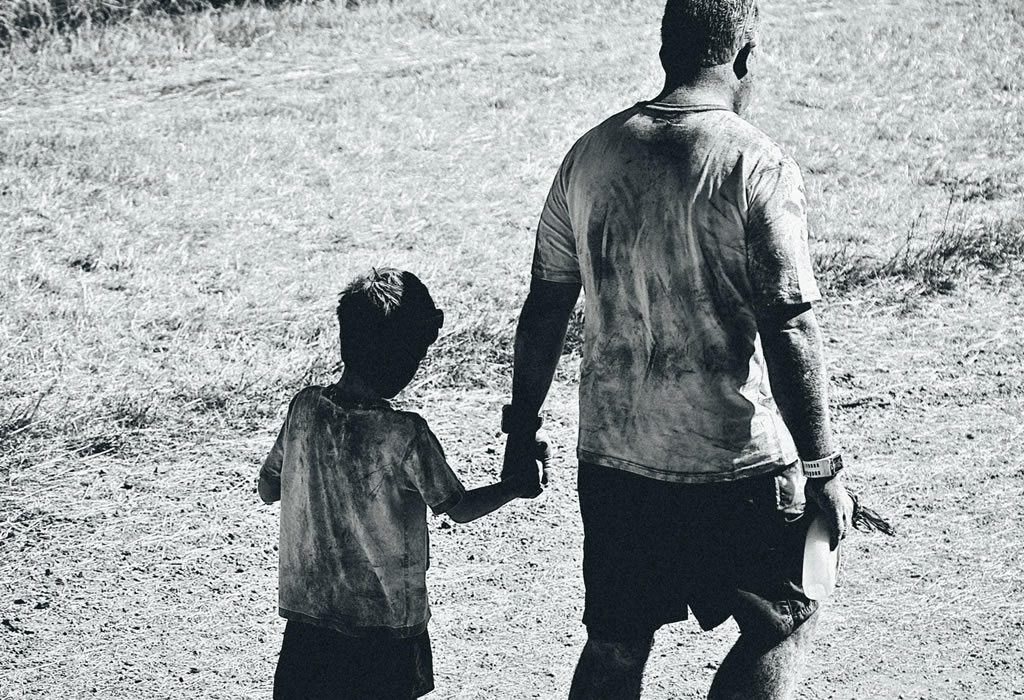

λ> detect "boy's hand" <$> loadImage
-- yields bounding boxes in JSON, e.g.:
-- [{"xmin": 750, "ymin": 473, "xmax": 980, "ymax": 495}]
[{"xmin": 501, "ymin": 435, "xmax": 550, "ymax": 498}]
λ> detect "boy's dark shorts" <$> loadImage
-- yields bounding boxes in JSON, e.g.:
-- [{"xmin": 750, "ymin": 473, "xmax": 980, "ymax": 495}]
[
  {"xmin": 274, "ymin": 620, "xmax": 434, "ymax": 699},
  {"xmin": 578, "ymin": 461, "xmax": 820, "ymax": 646}
]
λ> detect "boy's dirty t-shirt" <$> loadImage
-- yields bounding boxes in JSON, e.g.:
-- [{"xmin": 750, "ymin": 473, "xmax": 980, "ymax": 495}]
[{"xmin": 260, "ymin": 386, "xmax": 465, "ymax": 638}]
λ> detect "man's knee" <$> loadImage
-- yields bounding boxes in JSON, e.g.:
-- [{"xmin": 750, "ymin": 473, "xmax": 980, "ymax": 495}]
[
  {"xmin": 569, "ymin": 635, "xmax": 654, "ymax": 700},
  {"xmin": 584, "ymin": 635, "xmax": 654, "ymax": 670},
  {"xmin": 707, "ymin": 610, "xmax": 821, "ymax": 700}
]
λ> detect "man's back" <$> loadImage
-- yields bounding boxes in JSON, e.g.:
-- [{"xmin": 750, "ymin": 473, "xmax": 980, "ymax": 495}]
[{"xmin": 532, "ymin": 102, "xmax": 821, "ymax": 482}]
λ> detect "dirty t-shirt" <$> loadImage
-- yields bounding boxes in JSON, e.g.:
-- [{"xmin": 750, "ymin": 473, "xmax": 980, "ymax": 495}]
[
  {"xmin": 260, "ymin": 386, "xmax": 465, "ymax": 638},
  {"xmin": 532, "ymin": 102, "xmax": 821, "ymax": 483}
]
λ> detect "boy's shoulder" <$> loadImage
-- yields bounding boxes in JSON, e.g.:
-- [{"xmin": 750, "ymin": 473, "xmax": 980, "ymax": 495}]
[
  {"xmin": 390, "ymin": 408, "xmax": 431, "ymax": 432},
  {"xmin": 287, "ymin": 386, "xmax": 430, "ymax": 433},
  {"xmin": 285, "ymin": 385, "xmax": 328, "ymax": 414}
]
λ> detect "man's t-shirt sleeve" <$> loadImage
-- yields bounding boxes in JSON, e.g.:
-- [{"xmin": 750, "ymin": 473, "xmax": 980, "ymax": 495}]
[
  {"xmin": 745, "ymin": 156, "xmax": 822, "ymax": 310},
  {"xmin": 402, "ymin": 419, "xmax": 466, "ymax": 515},
  {"xmin": 531, "ymin": 154, "xmax": 582, "ymax": 284}
]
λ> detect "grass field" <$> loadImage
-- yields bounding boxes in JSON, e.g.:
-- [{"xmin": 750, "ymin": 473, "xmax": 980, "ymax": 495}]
[{"xmin": 2, "ymin": 0, "xmax": 1023, "ymax": 698}]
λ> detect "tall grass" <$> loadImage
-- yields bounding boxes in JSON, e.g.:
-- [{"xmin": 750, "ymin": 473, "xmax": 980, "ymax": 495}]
[
  {"xmin": 0, "ymin": 0, "xmax": 320, "ymax": 44},
  {"xmin": 816, "ymin": 197, "xmax": 1024, "ymax": 296}
]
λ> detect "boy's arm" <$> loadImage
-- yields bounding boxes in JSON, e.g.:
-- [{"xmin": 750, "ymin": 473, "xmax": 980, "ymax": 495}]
[
  {"xmin": 443, "ymin": 480, "xmax": 522, "ymax": 524},
  {"xmin": 258, "ymin": 468, "xmax": 280, "ymax": 504},
  {"xmin": 258, "ymin": 420, "xmax": 287, "ymax": 504},
  {"xmin": 407, "ymin": 419, "xmax": 543, "ymax": 523}
]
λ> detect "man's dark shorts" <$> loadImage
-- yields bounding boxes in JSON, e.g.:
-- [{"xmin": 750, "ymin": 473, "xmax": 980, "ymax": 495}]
[{"xmin": 578, "ymin": 461, "xmax": 820, "ymax": 645}]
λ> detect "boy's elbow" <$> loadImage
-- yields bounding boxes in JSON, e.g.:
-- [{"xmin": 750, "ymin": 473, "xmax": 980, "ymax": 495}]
[
  {"xmin": 444, "ymin": 506, "xmax": 472, "ymax": 524},
  {"xmin": 258, "ymin": 479, "xmax": 280, "ymax": 504}
]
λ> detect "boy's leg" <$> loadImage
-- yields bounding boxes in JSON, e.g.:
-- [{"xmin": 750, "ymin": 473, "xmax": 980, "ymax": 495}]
[
  {"xmin": 706, "ymin": 612, "xmax": 819, "ymax": 700},
  {"xmin": 273, "ymin": 622, "xmax": 321, "ymax": 700},
  {"xmin": 568, "ymin": 635, "xmax": 654, "ymax": 700},
  {"xmin": 274, "ymin": 622, "xmax": 432, "ymax": 700}
]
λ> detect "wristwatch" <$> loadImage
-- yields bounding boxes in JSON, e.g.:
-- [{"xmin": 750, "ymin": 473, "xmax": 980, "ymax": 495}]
[
  {"xmin": 801, "ymin": 453, "xmax": 844, "ymax": 478},
  {"xmin": 501, "ymin": 405, "xmax": 542, "ymax": 435}
]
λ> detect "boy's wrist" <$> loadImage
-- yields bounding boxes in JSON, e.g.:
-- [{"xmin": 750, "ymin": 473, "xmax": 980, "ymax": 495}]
[
  {"xmin": 500, "ymin": 478, "xmax": 520, "ymax": 498},
  {"xmin": 500, "ymin": 473, "xmax": 538, "ymax": 499}
]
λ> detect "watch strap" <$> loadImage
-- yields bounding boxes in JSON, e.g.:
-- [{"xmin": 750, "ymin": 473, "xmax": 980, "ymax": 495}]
[{"xmin": 801, "ymin": 453, "xmax": 844, "ymax": 478}]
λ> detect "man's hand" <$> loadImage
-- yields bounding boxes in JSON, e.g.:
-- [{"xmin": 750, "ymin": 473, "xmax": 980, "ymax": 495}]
[
  {"xmin": 805, "ymin": 473, "xmax": 855, "ymax": 550},
  {"xmin": 501, "ymin": 434, "xmax": 550, "ymax": 499}
]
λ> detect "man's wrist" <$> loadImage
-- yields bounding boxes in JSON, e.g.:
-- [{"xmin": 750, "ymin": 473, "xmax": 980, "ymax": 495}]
[
  {"xmin": 501, "ymin": 404, "xmax": 542, "ymax": 435},
  {"xmin": 800, "ymin": 452, "xmax": 844, "ymax": 479}
]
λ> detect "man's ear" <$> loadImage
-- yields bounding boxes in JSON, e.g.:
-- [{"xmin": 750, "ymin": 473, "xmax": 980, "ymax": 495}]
[{"xmin": 733, "ymin": 42, "xmax": 754, "ymax": 80}]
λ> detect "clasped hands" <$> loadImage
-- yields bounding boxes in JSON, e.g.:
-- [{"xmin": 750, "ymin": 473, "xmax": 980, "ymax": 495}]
[{"xmin": 500, "ymin": 430, "xmax": 550, "ymax": 499}]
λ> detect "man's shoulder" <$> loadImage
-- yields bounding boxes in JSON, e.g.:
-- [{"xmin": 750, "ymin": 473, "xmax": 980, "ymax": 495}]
[
  {"xmin": 713, "ymin": 112, "xmax": 794, "ymax": 171},
  {"xmin": 551, "ymin": 103, "xmax": 664, "ymax": 185},
  {"xmin": 572, "ymin": 106, "xmax": 794, "ymax": 170},
  {"xmin": 564, "ymin": 104, "xmax": 647, "ymax": 159}
]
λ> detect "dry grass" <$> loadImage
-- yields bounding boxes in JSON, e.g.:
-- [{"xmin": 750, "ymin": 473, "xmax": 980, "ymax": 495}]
[
  {"xmin": 816, "ymin": 206, "xmax": 1024, "ymax": 296},
  {"xmin": 0, "ymin": 0, "xmax": 315, "ymax": 45},
  {"xmin": 1, "ymin": 0, "xmax": 1023, "ymax": 697}
]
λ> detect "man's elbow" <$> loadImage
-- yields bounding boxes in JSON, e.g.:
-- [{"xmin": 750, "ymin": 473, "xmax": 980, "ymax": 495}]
[{"xmin": 523, "ymin": 279, "xmax": 581, "ymax": 321}]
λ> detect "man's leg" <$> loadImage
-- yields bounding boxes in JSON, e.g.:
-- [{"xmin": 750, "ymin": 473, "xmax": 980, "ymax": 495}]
[
  {"xmin": 568, "ymin": 635, "xmax": 654, "ymax": 700},
  {"xmin": 706, "ymin": 612, "xmax": 819, "ymax": 700}
]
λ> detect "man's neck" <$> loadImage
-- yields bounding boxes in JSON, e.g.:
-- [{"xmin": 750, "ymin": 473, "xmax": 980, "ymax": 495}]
[
  {"xmin": 650, "ymin": 84, "xmax": 734, "ymax": 110},
  {"xmin": 652, "ymin": 67, "xmax": 738, "ymax": 111}
]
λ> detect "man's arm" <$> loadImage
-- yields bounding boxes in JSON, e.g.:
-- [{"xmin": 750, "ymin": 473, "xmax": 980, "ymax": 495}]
[
  {"xmin": 502, "ymin": 277, "xmax": 581, "ymax": 490},
  {"xmin": 511, "ymin": 277, "xmax": 582, "ymax": 418},
  {"xmin": 758, "ymin": 303, "xmax": 852, "ymax": 548},
  {"xmin": 758, "ymin": 303, "xmax": 833, "ymax": 458}
]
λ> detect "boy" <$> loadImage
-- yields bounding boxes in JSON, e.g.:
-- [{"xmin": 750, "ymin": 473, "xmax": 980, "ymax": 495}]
[{"xmin": 258, "ymin": 268, "xmax": 544, "ymax": 699}]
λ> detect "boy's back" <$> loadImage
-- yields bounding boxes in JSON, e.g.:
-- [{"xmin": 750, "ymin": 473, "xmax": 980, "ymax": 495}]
[
  {"xmin": 261, "ymin": 385, "xmax": 464, "ymax": 638},
  {"xmin": 259, "ymin": 268, "xmax": 539, "ymax": 699}
]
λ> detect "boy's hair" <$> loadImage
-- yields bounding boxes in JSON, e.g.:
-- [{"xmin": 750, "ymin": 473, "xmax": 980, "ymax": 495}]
[
  {"xmin": 336, "ymin": 268, "xmax": 441, "ymax": 390},
  {"xmin": 661, "ymin": 0, "xmax": 759, "ymax": 76}
]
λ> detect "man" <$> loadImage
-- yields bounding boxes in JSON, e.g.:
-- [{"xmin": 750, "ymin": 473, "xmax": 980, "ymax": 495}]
[{"xmin": 500, "ymin": 1, "xmax": 854, "ymax": 698}]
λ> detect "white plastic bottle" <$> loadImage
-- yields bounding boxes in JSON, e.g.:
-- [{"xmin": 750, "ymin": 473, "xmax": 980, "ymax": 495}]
[{"xmin": 802, "ymin": 515, "xmax": 839, "ymax": 601}]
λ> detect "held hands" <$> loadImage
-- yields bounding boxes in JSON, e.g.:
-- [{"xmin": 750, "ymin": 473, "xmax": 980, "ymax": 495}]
[
  {"xmin": 501, "ymin": 433, "xmax": 550, "ymax": 499},
  {"xmin": 805, "ymin": 472, "xmax": 855, "ymax": 550}
]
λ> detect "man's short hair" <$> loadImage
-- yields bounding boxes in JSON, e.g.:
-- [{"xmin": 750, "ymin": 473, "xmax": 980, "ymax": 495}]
[
  {"xmin": 661, "ymin": 0, "xmax": 759, "ymax": 75},
  {"xmin": 336, "ymin": 268, "xmax": 441, "ymax": 380}
]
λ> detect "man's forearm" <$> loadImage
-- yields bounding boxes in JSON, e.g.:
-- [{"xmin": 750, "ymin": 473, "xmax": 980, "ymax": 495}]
[
  {"xmin": 758, "ymin": 304, "xmax": 835, "ymax": 461},
  {"xmin": 509, "ymin": 278, "xmax": 582, "ymax": 419}
]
